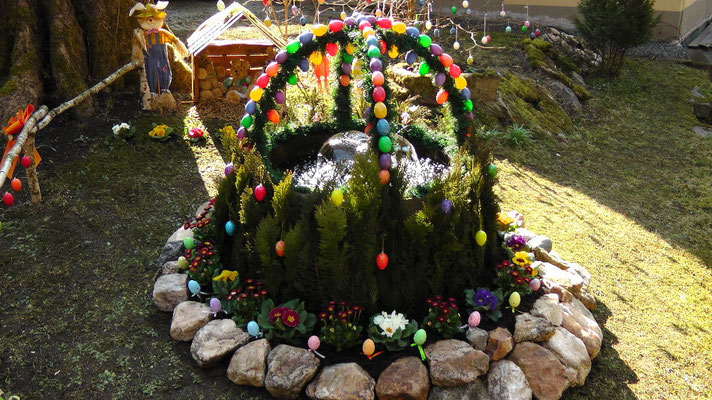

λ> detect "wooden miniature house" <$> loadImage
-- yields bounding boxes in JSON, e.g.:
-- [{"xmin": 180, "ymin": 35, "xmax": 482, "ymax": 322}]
[{"xmin": 187, "ymin": 3, "xmax": 281, "ymax": 103}]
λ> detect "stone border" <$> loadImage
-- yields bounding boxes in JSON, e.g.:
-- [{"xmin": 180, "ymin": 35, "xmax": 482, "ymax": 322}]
[{"xmin": 152, "ymin": 204, "xmax": 602, "ymax": 400}]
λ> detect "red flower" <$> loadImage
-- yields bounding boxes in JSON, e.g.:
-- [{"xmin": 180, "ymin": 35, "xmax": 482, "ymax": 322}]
[
  {"xmin": 437, "ymin": 315, "xmax": 445, "ymax": 323},
  {"xmin": 228, "ymin": 289, "xmax": 239, "ymax": 300},
  {"xmin": 450, "ymin": 302, "xmax": 458, "ymax": 309},
  {"xmin": 524, "ymin": 266, "xmax": 533, "ymax": 275},
  {"xmin": 281, "ymin": 309, "xmax": 300, "ymax": 328},
  {"xmin": 497, "ymin": 260, "xmax": 513, "ymax": 269},
  {"xmin": 509, "ymin": 270, "xmax": 520, "ymax": 278},
  {"xmin": 259, "ymin": 290, "xmax": 268, "ymax": 296},
  {"xmin": 319, "ymin": 312, "xmax": 328, "ymax": 319},
  {"xmin": 515, "ymin": 277, "xmax": 525, "ymax": 285},
  {"xmin": 269, "ymin": 307, "xmax": 287, "ymax": 323},
  {"xmin": 441, "ymin": 307, "xmax": 450, "ymax": 315}
]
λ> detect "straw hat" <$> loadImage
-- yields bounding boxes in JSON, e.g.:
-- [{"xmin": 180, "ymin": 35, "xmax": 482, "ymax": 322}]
[{"xmin": 129, "ymin": 1, "xmax": 169, "ymax": 19}]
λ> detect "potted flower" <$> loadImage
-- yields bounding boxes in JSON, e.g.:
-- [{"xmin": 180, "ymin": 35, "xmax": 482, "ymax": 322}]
[
  {"xmin": 465, "ymin": 287, "xmax": 503, "ymax": 321},
  {"xmin": 225, "ymin": 278, "xmax": 269, "ymax": 328},
  {"xmin": 257, "ymin": 298, "xmax": 316, "ymax": 342},
  {"xmin": 368, "ymin": 310, "xmax": 418, "ymax": 351},
  {"xmin": 148, "ymin": 123, "xmax": 173, "ymax": 141},
  {"xmin": 187, "ymin": 127, "xmax": 204, "ymax": 143},
  {"xmin": 111, "ymin": 122, "xmax": 136, "ymax": 139},
  {"xmin": 318, "ymin": 301, "xmax": 364, "ymax": 351},
  {"xmin": 422, "ymin": 296, "xmax": 462, "ymax": 338}
]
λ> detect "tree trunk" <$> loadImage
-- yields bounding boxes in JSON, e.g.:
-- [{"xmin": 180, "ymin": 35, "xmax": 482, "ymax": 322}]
[{"xmin": 0, "ymin": 0, "xmax": 136, "ymax": 115}]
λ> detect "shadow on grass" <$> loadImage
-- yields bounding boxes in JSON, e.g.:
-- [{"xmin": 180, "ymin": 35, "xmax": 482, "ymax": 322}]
[{"xmin": 563, "ymin": 301, "xmax": 638, "ymax": 399}]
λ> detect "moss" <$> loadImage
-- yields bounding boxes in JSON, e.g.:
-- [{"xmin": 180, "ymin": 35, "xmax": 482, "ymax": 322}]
[
  {"xmin": 522, "ymin": 41, "xmax": 549, "ymax": 69},
  {"xmin": 0, "ymin": 80, "xmax": 18, "ymax": 97},
  {"xmin": 572, "ymin": 83, "xmax": 591, "ymax": 100},
  {"xmin": 498, "ymin": 72, "xmax": 573, "ymax": 134}
]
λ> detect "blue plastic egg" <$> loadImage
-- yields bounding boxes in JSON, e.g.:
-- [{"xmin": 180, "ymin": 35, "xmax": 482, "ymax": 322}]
[
  {"xmin": 188, "ymin": 280, "xmax": 201, "ymax": 294},
  {"xmin": 450, "ymin": 27, "xmax": 456, "ymax": 35},
  {"xmin": 377, "ymin": 119, "xmax": 390, "ymax": 135},
  {"xmin": 460, "ymin": 87, "xmax": 471, "ymax": 99},
  {"xmin": 406, "ymin": 27, "xmax": 420, "ymax": 37},
  {"xmin": 245, "ymin": 100, "xmax": 257, "ymax": 115},
  {"xmin": 247, "ymin": 321, "xmax": 260, "ymax": 336},
  {"xmin": 299, "ymin": 31, "xmax": 314, "ymax": 44},
  {"xmin": 405, "ymin": 50, "xmax": 417, "ymax": 65},
  {"xmin": 298, "ymin": 58, "xmax": 309, "ymax": 72},
  {"xmin": 225, "ymin": 220, "xmax": 236, "ymax": 236}
]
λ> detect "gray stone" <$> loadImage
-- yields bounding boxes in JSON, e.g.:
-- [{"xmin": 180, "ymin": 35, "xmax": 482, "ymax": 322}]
[
  {"xmin": 167, "ymin": 226, "xmax": 193, "ymax": 244},
  {"xmin": 265, "ymin": 345, "xmax": 320, "ymax": 399},
  {"xmin": 485, "ymin": 327, "xmax": 515, "ymax": 361},
  {"xmin": 535, "ymin": 262, "xmax": 584, "ymax": 294},
  {"xmin": 227, "ymin": 339, "xmax": 271, "ymax": 387},
  {"xmin": 530, "ymin": 293, "xmax": 563, "ymax": 326},
  {"xmin": 571, "ymin": 71, "xmax": 586, "ymax": 87},
  {"xmin": 549, "ymin": 27, "xmax": 561, "ymax": 36},
  {"xmin": 693, "ymin": 102, "xmax": 712, "ymax": 123},
  {"xmin": 513, "ymin": 313, "xmax": 556, "ymax": 343},
  {"xmin": 152, "ymin": 273, "xmax": 188, "ymax": 312},
  {"xmin": 158, "ymin": 240, "xmax": 183, "ymax": 266},
  {"xmin": 376, "ymin": 357, "xmax": 430, "ymax": 400},
  {"xmin": 694, "ymin": 126, "xmax": 712, "ymax": 138},
  {"xmin": 508, "ymin": 342, "xmax": 570, "ymax": 400},
  {"xmin": 533, "ymin": 248, "xmax": 571, "ymax": 270},
  {"xmin": 543, "ymin": 327, "xmax": 591, "ymax": 386},
  {"xmin": 162, "ymin": 260, "xmax": 180, "ymax": 275},
  {"xmin": 560, "ymin": 300, "xmax": 602, "ymax": 359},
  {"xmin": 527, "ymin": 235, "xmax": 552, "ymax": 252},
  {"xmin": 487, "ymin": 360, "xmax": 532, "ymax": 400},
  {"xmin": 541, "ymin": 280, "xmax": 574, "ymax": 303},
  {"xmin": 306, "ymin": 363, "xmax": 375, "ymax": 400},
  {"xmin": 425, "ymin": 339, "xmax": 489, "ymax": 387},
  {"xmin": 170, "ymin": 301, "xmax": 213, "ymax": 341},
  {"xmin": 427, "ymin": 379, "xmax": 490, "ymax": 400},
  {"xmin": 575, "ymin": 287, "xmax": 597, "ymax": 310},
  {"xmin": 466, "ymin": 327, "xmax": 488, "ymax": 351},
  {"xmin": 547, "ymin": 80, "xmax": 582, "ymax": 114},
  {"xmin": 195, "ymin": 201, "xmax": 211, "ymax": 218},
  {"xmin": 190, "ymin": 319, "xmax": 249, "ymax": 367},
  {"xmin": 514, "ymin": 227, "xmax": 536, "ymax": 242}
]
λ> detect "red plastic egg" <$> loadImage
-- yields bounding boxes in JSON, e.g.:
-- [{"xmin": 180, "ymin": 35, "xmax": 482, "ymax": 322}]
[
  {"xmin": 376, "ymin": 252, "xmax": 388, "ymax": 270},
  {"xmin": 377, "ymin": 18, "xmax": 392, "ymax": 29},
  {"xmin": 449, "ymin": 64, "xmax": 461, "ymax": 78},
  {"xmin": 20, "ymin": 155, "xmax": 31, "ymax": 168},
  {"xmin": 325, "ymin": 42, "xmax": 338, "ymax": 56},
  {"xmin": 439, "ymin": 53, "xmax": 453, "ymax": 67},
  {"xmin": 2, "ymin": 192, "xmax": 14, "ymax": 207},
  {"xmin": 372, "ymin": 71, "xmax": 385, "ymax": 86},
  {"xmin": 359, "ymin": 20, "xmax": 371, "ymax": 31},
  {"xmin": 328, "ymin": 19, "xmax": 344, "ymax": 32},
  {"xmin": 436, "ymin": 89, "xmax": 449, "ymax": 104},
  {"xmin": 379, "ymin": 169, "xmax": 390, "ymax": 185},
  {"xmin": 254, "ymin": 184, "xmax": 267, "ymax": 202},
  {"xmin": 10, "ymin": 178, "xmax": 21, "ymax": 192},
  {"xmin": 339, "ymin": 75, "xmax": 350, "ymax": 86},
  {"xmin": 265, "ymin": 62, "xmax": 279, "ymax": 77},
  {"xmin": 275, "ymin": 240, "xmax": 285, "ymax": 257},
  {"xmin": 379, "ymin": 40, "xmax": 387, "ymax": 54},
  {"xmin": 256, "ymin": 73, "xmax": 270, "ymax": 89},
  {"xmin": 267, "ymin": 109, "xmax": 280, "ymax": 123},
  {"xmin": 372, "ymin": 86, "xmax": 386, "ymax": 102}
]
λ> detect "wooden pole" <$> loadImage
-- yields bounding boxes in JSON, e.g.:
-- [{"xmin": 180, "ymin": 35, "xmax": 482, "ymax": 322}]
[
  {"xmin": 21, "ymin": 132, "xmax": 41, "ymax": 203},
  {"xmin": 0, "ymin": 106, "xmax": 47, "ymax": 189}
]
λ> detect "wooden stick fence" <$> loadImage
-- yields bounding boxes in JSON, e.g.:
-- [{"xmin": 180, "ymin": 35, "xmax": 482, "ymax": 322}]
[{"xmin": 0, "ymin": 59, "xmax": 142, "ymax": 203}]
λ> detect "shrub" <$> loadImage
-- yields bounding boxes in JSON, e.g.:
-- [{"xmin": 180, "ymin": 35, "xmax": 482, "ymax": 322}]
[{"xmin": 574, "ymin": 0, "xmax": 660, "ymax": 76}]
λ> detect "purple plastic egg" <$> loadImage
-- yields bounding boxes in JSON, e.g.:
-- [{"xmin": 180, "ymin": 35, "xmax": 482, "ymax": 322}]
[
  {"xmin": 224, "ymin": 162, "xmax": 235, "ymax": 177},
  {"xmin": 298, "ymin": 58, "xmax": 309, "ymax": 72},
  {"xmin": 344, "ymin": 17, "xmax": 355, "ymax": 27},
  {"xmin": 429, "ymin": 44, "xmax": 443, "ymax": 56},
  {"xmin": 441, "ymin": 199, "xmax": 453, "ymax": 215},
  {"xmin": 468, "ymin": 311, "xmax": 481, "ymax": 327},
  {"xmin": 275, "ymin": 50, "xmax": 289, "ymax": 64},
  {"xmin": 370, "ymin": 58, "xmax": 383, "ymax": 72},
  {"xmin": 366, "ymin": 15, "xmax": 377, "ymax": 26},
  {"xmin": 210, "ymin": 298, "xmax": 221, "ymax": 313},
  {"xmin": 434, "ymin": 72, "xmax": 446, "ymax": 86},
  {"xmin": 379, "ymin": 153, "xmax": 392, "ymax": 169},
  {"xmin": 364, "ymin": 107, "xmax": 372, "ymax": 119},
  {"xmin": 529, "ymin": 278, "xmax": 541, "ymax": 291},
  {"xmin": 274, "ymin": 90, "xmax": 286, "ymax": 104},
  {"xmin": 466, "ymin": 112, "xmax": 474, "ymax": 120},
  {"xmin": 237, "ymin": 127, "xmax": 246, "ymax": 139},
  {"xmin": 341, "ymin": 63, "xmax": 352, "ymax": 74}
]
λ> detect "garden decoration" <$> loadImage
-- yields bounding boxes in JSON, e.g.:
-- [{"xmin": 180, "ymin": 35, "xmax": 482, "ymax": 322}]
[{"xmin": 130, "ymin": 0, "xmax": 189, "ymax": 111}]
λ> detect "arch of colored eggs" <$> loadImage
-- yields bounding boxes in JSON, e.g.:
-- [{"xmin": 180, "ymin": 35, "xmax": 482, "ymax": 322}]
[{"xmin": 242, "ymin": 15, "xmax": 474, "ymax": 172}]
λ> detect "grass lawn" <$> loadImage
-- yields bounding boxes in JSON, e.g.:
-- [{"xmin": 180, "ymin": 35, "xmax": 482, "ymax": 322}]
[{"xmin": 0, "ymin": 55, "xmax": 711, "ymax": 399}]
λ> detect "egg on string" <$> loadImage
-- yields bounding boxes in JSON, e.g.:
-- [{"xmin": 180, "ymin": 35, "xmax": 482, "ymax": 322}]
[
  {"xmin": 376, "ymin": 252, "xmax": 389, "ymax": 269},
  {"xmin": 535, "ymin": 28, "xmax": 541, "ymax": 37},
  {"xmin": 530, "ymin": 32, "xmax": 535, "ymax": 39},
  {"xmin": 433, "ymin": 28, "xmax": 440, "ymax": 36},
  {"xmin": 451, "ymin": 6, "xmax": 458, "ymax": 14},
  {"xmin": 450, "ymin": 27, "xmax": 456, "ymax": 35},
  {"xmin": 524, "ymin": 20, "xmax": 531, "ymax": 27},
  {"xmin": 2, "ymin": 192, "xmax": 14, "ymax": 207},
  {"xmin": 331, "ymin": 188, "xmax": 344, "ymax": 206},
  {"xmin": 521, "ymin": 25, "xmax": 528, "ymax": 32},
  {"xmin": 425, "ymin": 20, "xmax": 432, "ymax": 30},
  {"xmin": 481, "ymin": 35, "xmax": 490, "ymax": 45},
  {"xmin": 462, "ymin": 0, "xmax": 469, "ymax": 7},
  {"xmin": 217, "ymin": 0, "xmax": 225, "ymax": 11},
  {"xmin": 291, "ymin": 4, "xmax": 298, "ymax": 15},
  {"xmin": 254, "ymin": 184, "xmax": 267, "ymax": 202},
  {"xmin": 500, "ymin": 10, "xmax": 506, "ymax": 17},
  {"xmin": 340, "ymin": 11, "xmax": 347, "ymax": 20},
  {"xmin": 264, "ymin": 17, "xmax": 272, "ymax": 27},
  {"xmin": 418, "ymin": 0, "xmax": 425, "ymax": 5},
  {"xmin": 441, "ymin": 199, "xmax": 453, "ymax": 215},
  {"xmin": 466, "ymin": 8, "xmax": 472, "ymax": 14},
  {"xmin": 453, "ymin": 41, "xmax": 460, "ymax": 50},
  {"xmin": 467, "ymin": 53, "xmax": 474, "ymax": 65},
  {"xmin": 505, "ymin": 25, "xmax": 512, "ymax": 33},
  {"xmin": 375, "ymin": 8, "xmax": 382, "ymax": 17},
  {"xmin": 225, "ymin": 220, "xmax": 236, "ymax": 236},
  {"xmin": 275, "ymin": 240, "xmax": 285, "ymax": 257},
  {"xmin": 475, "ymin": 230, "xmax": 487, "ymax": 246},
  {"xmin": 300, "ymin": 16, "xmax": 307, "ymax": 26}
]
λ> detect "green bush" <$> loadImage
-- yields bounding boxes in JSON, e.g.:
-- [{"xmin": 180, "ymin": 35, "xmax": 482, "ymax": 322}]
[{"xmin": 574, "ymin": 0, "xmax": 660, "ymax": 76}]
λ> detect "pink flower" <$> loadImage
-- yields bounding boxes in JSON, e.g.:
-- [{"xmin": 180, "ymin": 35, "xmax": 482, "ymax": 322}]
[{"xmin": 281, "ymin": 309, "xmax": 300, "ymax": 328}]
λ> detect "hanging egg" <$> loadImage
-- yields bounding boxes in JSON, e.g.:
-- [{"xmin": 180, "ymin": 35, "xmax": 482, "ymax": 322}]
[
  {"xmin": 467, "ymin": 54, "xmax": 474, "ymax": 65},
  {"xmin": 379, "ymin": 153, "xmax": 392, "ymax": 169},
  {"xmin": 210, "ymin": 298, "xmax": 222, "ymax": 314},
  {"xmin": 376, "ymin": 252, "xmax": 389, "ymax": 270},
  {"xmin": 379, "ymin": 169, "xmax": 390, "ymax": 185},
  {"xmin": 453, "ymin": 41, "xmax": 460, "ymax": 50},
  {"xmin": 487, "ymin": 163, "xmax": 498, "ymax": 179},
  {"xmin": 188, "ymin": 280, "xmax": 201, "ymax": 294},
  {"xmin": 362, "ymin": 339, "xmax": 375, "ymax": 356},
  {"xmin": 254, "ymin": 184, "xmax": 267, "ymax": 202},
  {"xmin": 225, "ymin": 220, "xmax": 236, "ymax": 236},
  {"xmin": 21, "ymin": 155, "xmax": 32, "ymax": 168},
  {"xmin": 462, "ymin": 0, "xmax": 469, "ymax": 7},
  {"xmin": 466, "ymin": 8, "xmax": 472, "ymax": 14},
  {"xmin": 474, "ymin": 230, "xmax": 487, "ymax": 246},
  {"xmin": 299, "ymin": 16, "xmax": 307, "ymax": 26},
  {"xmin": 247, "ymin": 321, "xmax": 260, "ymax": 336},
  {"xmin": 436, "ymin": 89, "xmax": 449, "ymax": 104},
  {"xmin": 287, "ymin": 40, "xmax": 300, "ymax": 54},
  {"xmin": 418, "ymin": 0, "xmax": 425, "ymax": 5},
  {"xmin": 275, "ymin": 240, "xmax": 285, "ymax": 257},
  {"xmin": 291, "ymin": 4, "xmax": 298, "ymax": 15},
  {"xmin": 524, "ymin": 20, "xmax": 531, "ymax": 27},
  {"xmin": 450, "ymin": 27, "xmax": 456, "ymax": 35},
  {"xmin": 413, "ymin": 329, "xmax": 427, "ymax": 345},
  {"xmin": 535, "ymin": 28, "xmax": 541, "ymax": 37},
  {"xmin": 425, "ymin": 20, "xmax": 432, "ymax": 30},
  {"xmin": 418, "ymin": 62, "xmax": 430, "ymax": 76},
  {"xmin": 441, "ymin": 199, "xmax": 453, "ymax": 215},
  {"xmin": 451, "ymin": 6, "xmax": 458, "ymax": 14},
  {"xmin": 183, "ymin": 237, "xmax": 196, "ymax": 250},
  {"xmin": 506, "ymin": 25, "xmax": 512, "ymax": 33},
  {"xmin": 378, "ymin": 136, "xmax": 392, "ymax": 153},
  {"xmin": 481, "ymin": 35, "xmax": 489, "ymax": 45},
  {"xmin": 340, "ymin": 11, "xmax": 347, "ymax": 20},
  {"xmin": 331, "ymin": 188, "xmax": 344, "ymax": 206},
  {"xmin": 500, "ymin": 10, "xmax": 506, "ymax": 17},
  {"xmin": 529, "ymin": 278, "xmax": 541, "ymax": 291},
  {"xmin": 10, "ymin": 178, "xmax": 21, "ymax": 192},
  {"xmin": 530, "ymin": 32, "xmax": 535, "ymax": 39},
  {"xmin": 308, "ymin": 335, "xmax": 321, "ymax": 351},
  {"xmin": 468, "ymin": 311, "xmax": 481, "ymax": 327},
  {"xmin": 217, "ymin": 0, "xmax": 225, "ymax": 11},
  {"xmin": 264, "ymin": 17, "xmax": 272, "ymax": 27},
  {"xmin": 433, "ymin": 28, "xmax": 440, "ymax": 36},
  {"xmin": 375, "ymin": 8, "xmax": 382, "ymax": 17},
  {"xmin": 2, "ymin": 192, "xmax": 14, "ymax": 207},
  {"xmin": 521, "ymin": 25, "xmax": 527, "ymax": 32},
  {"xmin": 509, "ymin": 292, "xmax": 521, "ymax": 308}
]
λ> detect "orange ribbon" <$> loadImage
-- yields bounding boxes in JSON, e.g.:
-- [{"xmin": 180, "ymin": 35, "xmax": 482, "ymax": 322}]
[{"xmin": 2, "ymin": 105, "xmax": 41, "ymax": 178}]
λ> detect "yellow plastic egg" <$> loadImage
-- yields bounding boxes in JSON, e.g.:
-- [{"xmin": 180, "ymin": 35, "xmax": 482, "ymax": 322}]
[
  {"xmin": 509, "ymin": 292, "xmax": 521, "ymax": 308},
  {"xmin": 331, "ymin": 189, "xmax": 344, "ymax": 206},
  {"xmin": 340, "ymin": 11, "xmax": 347, "ymax": 20},
  {"xmin": 392, "ymin": 21, "xmax": 406, "ymax": 34},
  {"xmin": 250, "ymin": 87, "xmax": 263, "ymax": 102},
  {"xmin": 264, "ymin": 18, "xmax": 272, "ymax": 27},
  {"xmin": 362, "ymin": 27, "xmax": 375, "ymax": 38},
  {"xmin": 374, "ymin": 102, "xmax": 387, "ymax": 119},
  {"xmin": 475, "ymin": 230, "xmax": 487, "ymax": 246},
  {"xmin": 454, "ymin": 76, "xmax": 467, "ymax": 90},
  {"xmin": 309, "ymin": 51, "xmax": 323, "ymax": 66},
  {"xmin": 362, "ymin": 339, "xmax": 375, "ymax": 356},
  {"xmin": 312, "ymin": 24, "xmax": 328, "ymax": 37},
  {"xmin": 345, "ymin": 43, "xmax": 355, "ymax": 55}
]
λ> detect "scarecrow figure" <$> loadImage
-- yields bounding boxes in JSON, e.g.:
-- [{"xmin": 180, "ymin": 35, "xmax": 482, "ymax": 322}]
[{"xmin": 129, "ymin": 1, "xmax": 189, "ymax": 110}]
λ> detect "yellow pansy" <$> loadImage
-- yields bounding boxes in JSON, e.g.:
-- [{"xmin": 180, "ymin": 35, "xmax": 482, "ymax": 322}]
[
  {"xmin": 512, "ymin": 251, "xmax": 530, "ymax": 266},
  {"xmin": 496, "ymin": 212, "xmax": 515, "ymax": 230},
  {"xmin": 213, "ymin": 270, "xmax": 238, "ymax": 282}
]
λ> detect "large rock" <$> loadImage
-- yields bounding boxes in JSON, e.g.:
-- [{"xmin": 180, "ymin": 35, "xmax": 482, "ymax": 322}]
[
  {"xmin": 530, "ymin": 293, "xmax": 563, "ymax": 326},
  {"xmin": 157, "ymin": 240, "xmax": 183, "ymax": 266},
  {"xmin": 514, "ymin": 227, "xmax": 536, "ymax": 241},
  {"xmin": 541, "ymin": 280, "xmax": 574, "ymax": 303},
  {"xmin": 547, "ymin": 80, "xmax": 582, "ymax": 115},
  {"xmin": 376, "ymin": 357, "xmax": 430, "ymax": 400},
  {"xmin": 152, "ymin": 273, "xmax": 188, "ymax": 312},
  {"xmin": 527, "ymin": 235, "xmax": 552, "ymax": 252},
  {"xmin": 485, "ymin": 327, "xmax": 515, "ymax": 361},
  {"xmin": 508, "ymin": 342, "xmax": 570, "ymax": 400},
  {"xmin": 513, "ymin": 313, "xmax": 555, "ymax": 343},
  {"xmin": 227, "ymin": 339, "xmax": 271, "ymax": 387},
  {"xmin": 170, "ymin": 301, "xmax": 213, "ymax": 341},
  {"xmin": 487, "ymin": 360, "xmax": 532, "ymax": 400},
  {"xmin": 466, "ymin": 327, "xmax": 488, "ymax": 351},
  {"xmin": 162, "ymin": 260, "xmax": 180, "ymax": 275},
  {"xmin": 533, "ymin": 248, "xmax": 571, "ymax": 270},
  {"xmin": 167, "ymin": 226, "xmax": 193, "ymax": 244},
  {"xmin": 543, "ymin": 327, "xmax": 591, "ymax": 386},
  {"xmin": 560, "ymin": 300, "xmax": 602, "ymax": 359},
  {"xmin": 536, "ymin": 262, "xmax": 584, "ymax": 294},
  {"xmin": 425, "ymin": 339, "xmax": 489, "ymax": 387},
  {"xmin": 427, "ymin": 379, "xmax": 490, "ymax": 400},
  {"xmin": 190, "ymin": 319, "xmax": 249, "ymax": 367},
  {"xmin": 265, "ymin": 345, "xmax": 320, "ymax": 399},
  {"xmin": 306, "ymin": 362, "xmax": 375, "ymax": 400},
  {"xmin": 575, "ymin": 287, "xmax": 597, "ymax": 310}
]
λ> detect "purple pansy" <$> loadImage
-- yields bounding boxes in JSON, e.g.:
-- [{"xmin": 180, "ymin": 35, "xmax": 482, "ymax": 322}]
[
  {"xmin": 473, "ymin": 288, "xmax": 498, "ymax": 311},
  {"xmin": 505, "ymin": 235, "xmax": 527, "ymax": 251}
]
